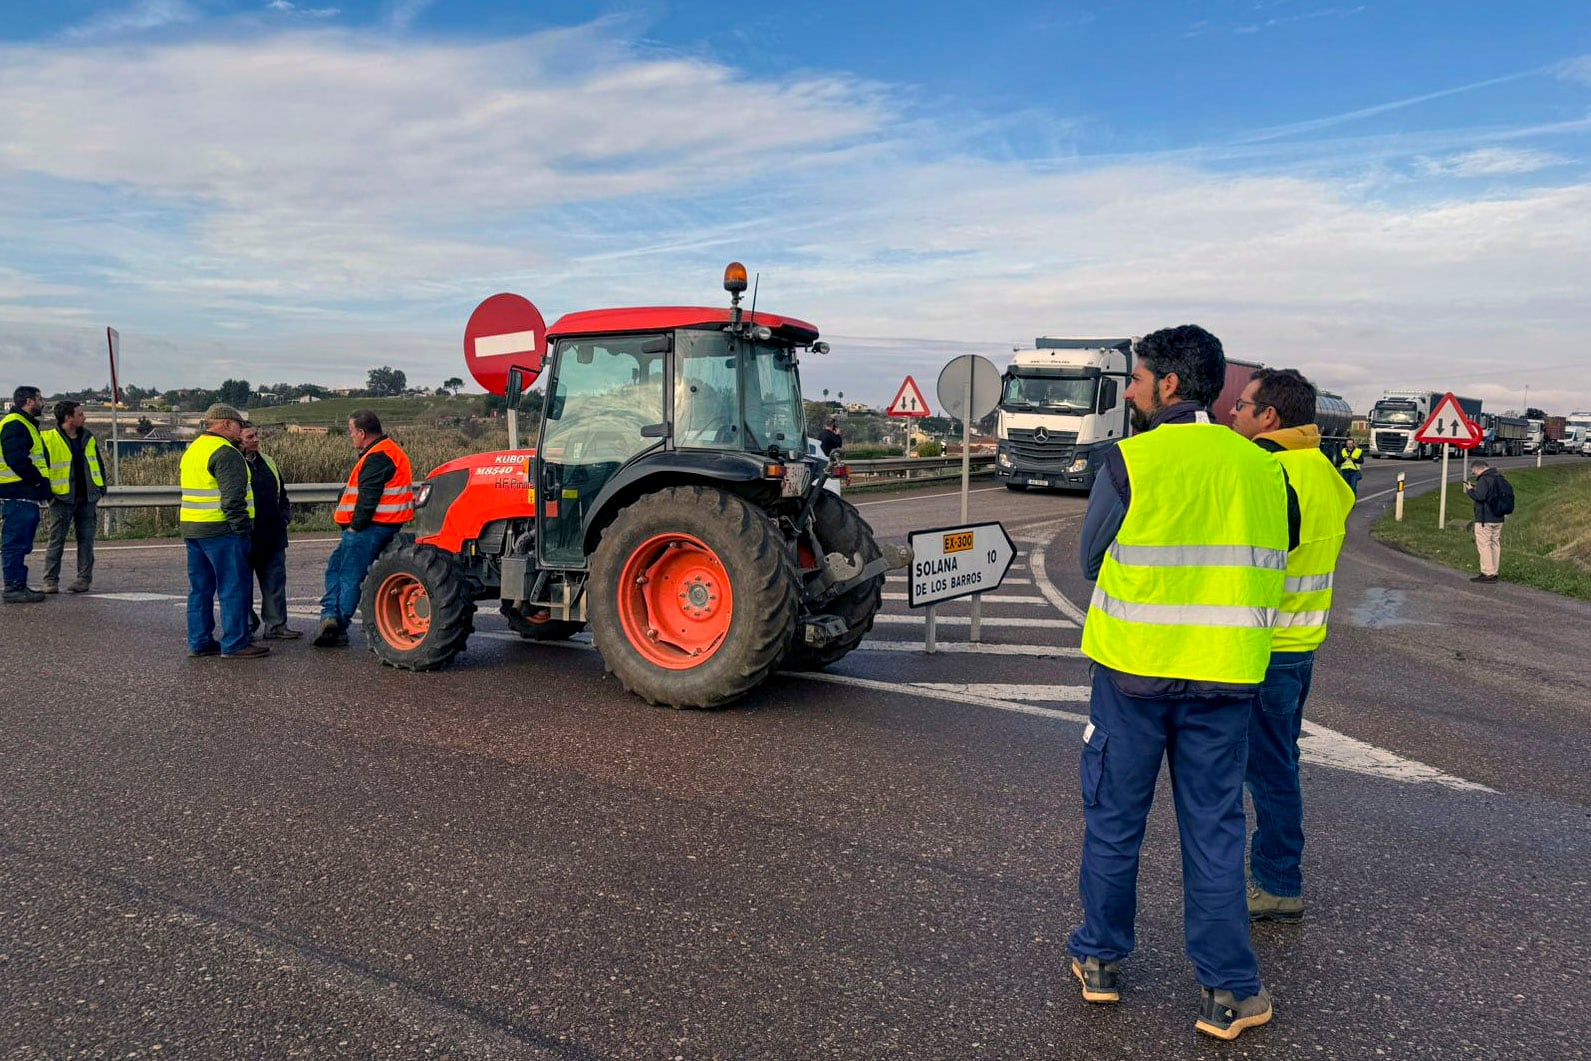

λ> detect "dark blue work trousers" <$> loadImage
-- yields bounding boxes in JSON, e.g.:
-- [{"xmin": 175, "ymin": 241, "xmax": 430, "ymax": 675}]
[
  {"xmin": 1, "ymin": 498, "xmax": 42, "ymax": 589},
  {"xmin": 1069, "ymin": 667, "xmax": 1261, "ymax": 996},
  {"xmin": 319, "ymin": 524, "xmax": 397, "ymax": 631},
  {"xmin": 186, "ymin": 534, "xmax": 253, "ymax": 655},
  {"xmin": 1245, "ymin": 651, "xmax": 1315, "ymax": 898}
]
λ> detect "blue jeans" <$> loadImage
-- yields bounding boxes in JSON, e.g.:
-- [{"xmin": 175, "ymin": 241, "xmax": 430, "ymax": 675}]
[
  {"xmin": 319, "ymin": 524, "xmax": 398, "ymax": 630},
  {"xmin": 1069, "ymin": 668, "xmax": 1261, "ymax": 996},
  {"xmin": 1341, "ymin": 470, "xmax": 1361, "ymax": 495},
  {"xmin": 186, "ymin": 534, "xmax": 254, "ymax": 654},
  {"xmin": 249, "ymin": 545, "xmax": 289, "ymax": 634},
  {"xmin": 2, "ymin": 498, "xmax": 43, "ymax": 589},
  {"xmin": 1245, "ymin": 651, "xmax": 1315, "ymax": 898}
]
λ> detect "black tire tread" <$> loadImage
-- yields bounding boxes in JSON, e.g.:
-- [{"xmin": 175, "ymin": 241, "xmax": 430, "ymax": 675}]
[
  {"xmin": 360, "ymin": 542, "xmax": 476, "ymax": 671},
  {"xmin": 786, "ymin": 491, "xmax": 885, "ymax": 670}
]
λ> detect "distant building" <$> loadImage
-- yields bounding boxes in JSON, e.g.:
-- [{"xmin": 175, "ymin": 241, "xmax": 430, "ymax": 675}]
[{"xmin": 296, "ymin": 394, "xmax": 322, "ymax": 403}]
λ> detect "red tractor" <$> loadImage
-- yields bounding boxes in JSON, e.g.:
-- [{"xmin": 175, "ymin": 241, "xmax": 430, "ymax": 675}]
[{"xmin": 359, "ymin": 264, "xmax": 894, "ymax": 708}]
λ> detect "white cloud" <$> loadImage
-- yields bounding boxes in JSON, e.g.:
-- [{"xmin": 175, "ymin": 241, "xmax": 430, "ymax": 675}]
[
  {"xmin": 1, "ymin": 24, "xmax": 1588, "ymax": 418},
  {"xmin": 1554, "ymin": 55, "xmax": 1591, "ymax": 86},
  {"xmin": 266, "ymin": 1, "xmax": 342, "ymax": 20},
  {"xmin": 1416, "ymin": 148, "xmax": 1566, "ymax": 177}
]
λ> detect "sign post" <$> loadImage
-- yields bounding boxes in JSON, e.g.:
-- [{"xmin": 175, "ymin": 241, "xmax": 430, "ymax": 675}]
[
  {"xmin": 464, "ymin": 294, "xmax": 547, "ymax": 449},
  {"xmin": 936, "ymin": 356, "xmax": 1002, "ymax": 639},
  {"xmin": 907, "ymin": 522, "xmax": 1016, "ymax": 652},
  {"xmin": 1412, "ymin": 393, "xmax": 1482, "ymax": 529},
  {"xmin": 105, "ymin": 327, "xmax": 121, "ymax": 487}
]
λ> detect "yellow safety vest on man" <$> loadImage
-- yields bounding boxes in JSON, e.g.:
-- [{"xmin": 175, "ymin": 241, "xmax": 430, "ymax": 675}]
[
  {"xmin": 1082, "ymin": 423, "xmax": 1290, "ymax": 684},
  {"xmin": 41, "ymin": 429, "xmax": 106, "ymax": 497},
  {"xmin": 1271, "ymin": 444, "xmax": 1355, "ymax": 653},
  {"xmin": 0, "ymin": 411, "xmax": 47, "ymax": 486},
  {"xmin": 180, "ymin": 434, "xmax": 254, "ymax": 524},
  {"xmin": 334, "ymin": 437, "xmax": 414, "ymax": 526},
  {"xmin": 1337, "ymin": 444, "xmax": 1363, "ymax": 472}
]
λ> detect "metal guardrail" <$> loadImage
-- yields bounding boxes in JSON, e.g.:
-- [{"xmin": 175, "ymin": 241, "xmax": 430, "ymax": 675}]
[{"xmin": 95, "ymin": 456, "xmax": 998, "ymax": 509}]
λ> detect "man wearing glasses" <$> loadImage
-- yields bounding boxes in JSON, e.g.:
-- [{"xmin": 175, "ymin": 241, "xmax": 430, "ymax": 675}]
[{"xmin": 1229, "ymin": 369, "xmax": 1354, "ymax": 929}]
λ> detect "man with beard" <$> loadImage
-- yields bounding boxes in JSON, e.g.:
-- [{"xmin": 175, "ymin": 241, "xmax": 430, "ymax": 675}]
[{"xmin": 1067, "ymin": 325, "xmax": 1298, "ymax": 1041}]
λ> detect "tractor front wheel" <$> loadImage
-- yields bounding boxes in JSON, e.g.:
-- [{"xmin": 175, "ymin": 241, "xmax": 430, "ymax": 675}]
[
  {"xmin": 588, "ymin": 485, "xmax": 799, "ymax": 708},
  {"xmin": 785, "ymin": 491, "xmax": 885, "ymax": 671},
  {"xmin": 360, "ymin": 542, "xmax": 476, "ymax": 670}
]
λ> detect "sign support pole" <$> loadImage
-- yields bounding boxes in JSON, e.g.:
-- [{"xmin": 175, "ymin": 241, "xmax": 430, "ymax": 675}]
[
  {"xmin": 924, "ymin": 605, "xmax": 937, "ymax": 654},
  {"xmin": 1395, "ymin": 472, "xmax": 1406, "ymax": 521},
  {"xmin": 1438, "ymin": 443, "xmax": 1449, "ymax": 529},
  {"xmin": 507, "ymin": 406, "xmax": 519, "ymax": 451},
  {"xmin": 960, "ymin": 372, "xmax": 984, "ymax": 641}
]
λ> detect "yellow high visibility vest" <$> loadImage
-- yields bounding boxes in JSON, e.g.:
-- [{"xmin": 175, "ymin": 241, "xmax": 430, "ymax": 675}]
[
  {"xmin": 41, "ymin": 429, "xmax": 105, "ymax": 497},
  {"xmin": 180, "ymin": 434, "xmax": 254, "ymax": 524},
  {"xmin": 1082, "ymin": 423, "xmax": 1289, "ymax": 684},
  {"xmin": 1272, "ymin": 447, "xmax": 1354, "ymax": 653},
  {"xmin": 1338, "ymin": 445, "xmax": 1363, "ymax": 472},
  {"xmin": 0, "ymin": 411, "xmax": 46, "ymax": 486}
]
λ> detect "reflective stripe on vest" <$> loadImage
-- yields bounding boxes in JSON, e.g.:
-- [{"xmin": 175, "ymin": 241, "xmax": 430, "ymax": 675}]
[
  {"xmin": 1338, "ymin": 445, "xmax": 1363, "ymax": 472},
  {"xmin": 1272, "ymin": 447, "xmax": 1354, "ymax": 653},
  {"xmin": 0, "ymin": 412, "xmax": 47, "ymax": 485},
  {"xmin": 1081, "ymin": 422, "xmax": 1289, "ymax": 684},
  {"xmin": 334, "ymin": 437, "xmax": 414, "ymax": 526},
  {"xmin": 180, "ymin": 434, "xmax": 254, "ymax": 523},
  {"xmin": 41, "ymin": 430, "xmax": 105, "ymax": 497}
]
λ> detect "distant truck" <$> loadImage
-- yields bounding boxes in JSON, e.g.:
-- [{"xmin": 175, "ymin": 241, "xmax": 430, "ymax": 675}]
[
  {"xmin": 1543, "ymin": 415, "xmax": 1567, "ymax": 453},
  {"xmin": 1477, "ymin": 413, "xmax": 1529, "ymax": 457},
  {"xmin": 1564, "ymin": 412, "xmax": 1591, "ymax": 456},
  {"xmin": 1367, "ymin": 390, "xmax": 1483, "ymax": 459},
  {"xmin": 992, "ymin": 337, "xmax": 1349, "ymax": 492}
]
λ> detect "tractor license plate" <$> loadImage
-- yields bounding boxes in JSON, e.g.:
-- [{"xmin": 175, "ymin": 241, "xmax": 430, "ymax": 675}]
[{"xmin": 782, "ymin": 464, "xmax": 811, "ymax": 497}]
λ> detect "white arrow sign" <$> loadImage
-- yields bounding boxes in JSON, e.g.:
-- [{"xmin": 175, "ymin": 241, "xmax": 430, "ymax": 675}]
[{"xmin": 907, "ymin": 522, "xmax": 1017, "ymax": 607}]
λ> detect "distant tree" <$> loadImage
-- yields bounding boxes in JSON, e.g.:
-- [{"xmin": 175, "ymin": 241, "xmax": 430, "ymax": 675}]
[
  {"xmin": 1525, "ymin": 406, "xmax": 1547, "ymax": 420},
  {"xmin": 443, "ymin": 376, "xmax": 464, "ymax": 395},
  {"xmin": 367, "ymin": 366, "xmax": 407, "ymax": 397},
  {"xmin": 215, "ymin": 379, "xmax": 252, "ymax": 408},
  {"xmin": 136, "ymin": 417, "xmax": 154, "ymax": 435}
]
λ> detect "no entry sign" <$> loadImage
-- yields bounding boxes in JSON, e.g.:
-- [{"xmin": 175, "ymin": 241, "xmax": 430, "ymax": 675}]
[{"xmin": 464, "ymin": 293, "xmax": 547, "ymax": 395}]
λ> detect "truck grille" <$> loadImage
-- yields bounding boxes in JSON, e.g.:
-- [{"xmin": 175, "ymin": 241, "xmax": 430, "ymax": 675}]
[
  {"xmin": 1374, "ymin": 431, "xmax": 1409, "ymax": 454},
  {"xmin": 1005, "ymin": 427, "xmax": 1079, "ymax": 469}
]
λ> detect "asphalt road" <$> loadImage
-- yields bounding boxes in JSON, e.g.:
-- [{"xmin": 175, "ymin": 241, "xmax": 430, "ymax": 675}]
[{"xmin": 2, "ymin": 456, "xmax": 1587, "ymax": 1059}]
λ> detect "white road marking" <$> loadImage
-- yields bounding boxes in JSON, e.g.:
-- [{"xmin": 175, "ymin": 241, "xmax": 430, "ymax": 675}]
[
  {"xmin": 853, "ymin": 640, "xmax": 1086, "ymax": 657},
  {"xmin": 91, "ymin": 592, "xmax": 187, "ymax": 602},
  {"xmin": 1025, "ymin": 526, "xmax": 1090, "ymax": 627},
  {"xmin": 913, "ymin": 682, "xmax": 1091, "ymax": 701},
  {"xmin": 1299, "ymin": 720, "xmax": 1494, "ymax": 792},
  {"xmin": 795, "ymin": 671, "xmax": 1091, "ymax": 724},
  {"xmin": 869, "ymin": 614, "xmax": 1077, "ymax": 629}
]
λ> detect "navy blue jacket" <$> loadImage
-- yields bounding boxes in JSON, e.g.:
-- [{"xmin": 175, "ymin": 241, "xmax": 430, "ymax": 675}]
[{"xmin": 1, "ymin": 405, "xmax": 50, "ymax": 501}]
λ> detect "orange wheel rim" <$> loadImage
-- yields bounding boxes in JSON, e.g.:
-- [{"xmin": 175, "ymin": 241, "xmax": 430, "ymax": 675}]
[
  {"xmin": 616, "ymin": 533, "xmax": 733, "ymax": 670},
  {"xmin": 375, "ymin": 572, "xmax": 431, "ymax": 650}
]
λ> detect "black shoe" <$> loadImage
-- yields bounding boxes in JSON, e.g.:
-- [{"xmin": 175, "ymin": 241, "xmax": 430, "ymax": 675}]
[
  {"xmin": 1070, "ymin": 955, "xmax": 1121, "ymax": 1004},
  {"xmin": 1196, "ymin": 986, "xmax": 1272, "ymax": 1040},
  {"xmin": 3, "ymin": 586, "xmax": 47, "ymax": 603},
  {"xmin": 67, "ymin": 578, "xmax": 91, "ymax": 593},
  {"xmin": 222, "ymin": 644, "xmax": 271, "ymax": 659},
  {"xmin": 312, "ymin": 618, "xmax": 345, "ymax": 647},
  {"xmin": 263, "ymin": 627, "xmax": 303, "ymax": 640},
  {"xmin": 188, "ymin": 644, "xmax": 222, "ymax": 657},
  {"xmin": 1470, "ymin": 574, "xmax": 1498, "ymax": 583}
]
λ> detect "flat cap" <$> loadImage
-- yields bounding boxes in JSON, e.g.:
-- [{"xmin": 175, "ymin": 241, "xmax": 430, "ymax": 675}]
[{"xmin": 203, "ymin": 402, "xmax": 244, "ymax": 422}]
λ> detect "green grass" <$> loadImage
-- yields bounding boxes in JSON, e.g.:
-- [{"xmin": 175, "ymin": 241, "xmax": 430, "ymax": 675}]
[
  {"xmin": 1371, "ymin": 461, "xmax": 1591, "ymax": 600},
  {"xmin": 246, "ymin": 394, "xmax": 484, "ymax": 425}
]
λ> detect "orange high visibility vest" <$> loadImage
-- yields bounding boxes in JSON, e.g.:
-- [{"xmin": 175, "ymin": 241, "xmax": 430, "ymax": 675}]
[{"xmin": 334, "ymin": 437, "xmax": 414, "ymax": 526}]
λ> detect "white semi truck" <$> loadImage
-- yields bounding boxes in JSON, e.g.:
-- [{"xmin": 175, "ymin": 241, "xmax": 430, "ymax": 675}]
[{"xmin": 1367, "ymin": 390, "xmax": 1483, "ymax": 459}]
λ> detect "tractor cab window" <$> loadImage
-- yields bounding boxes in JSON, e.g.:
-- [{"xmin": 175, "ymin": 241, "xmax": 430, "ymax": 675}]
[
  {"xmin": 542, "ymin": 337, "xmax": 665, "ymax": 467},
  {"xmin": 675, "ymin": 329, "xmax": 804, "ymax": 458}
]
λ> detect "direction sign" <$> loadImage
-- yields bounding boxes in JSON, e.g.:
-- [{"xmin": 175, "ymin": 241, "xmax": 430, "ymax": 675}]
[
  {"xmin": 1414, "ymin": 393, "xmax": 1482, "ymax": 448},
  {"xmin": 464, "ymin": 293, "xmax": 547, "ymax": 396},
  {"xmin": 907, "ymin": 522, "xmax": 1016, "ymax": 607},
  {"xmin": 937, "ymin": 354, "xmax": 1001, "ymax": 422},
  {"xmin": 888, "ymin": 376, "xmax": 931, "ymax": 418}
]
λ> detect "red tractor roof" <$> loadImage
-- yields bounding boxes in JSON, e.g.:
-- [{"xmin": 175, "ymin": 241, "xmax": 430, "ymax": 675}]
[{"xmin": 547, "ymin": 306, "xmax": 819, "ymax": 343}]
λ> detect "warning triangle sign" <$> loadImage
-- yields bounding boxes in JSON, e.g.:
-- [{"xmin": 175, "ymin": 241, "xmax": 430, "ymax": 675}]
[
  {"xmin": 887, "ymin": 375, "xmax": 931, "ymax": 418},
  {"xmin": 1413, "ymin": 393, "xmax": 1482, "ymax": 448}
]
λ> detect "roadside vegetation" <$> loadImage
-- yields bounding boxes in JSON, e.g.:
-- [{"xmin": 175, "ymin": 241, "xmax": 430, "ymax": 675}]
[{"xmin": 1371, "ymin": 460, "xmax": 1591, "ymax": 601}]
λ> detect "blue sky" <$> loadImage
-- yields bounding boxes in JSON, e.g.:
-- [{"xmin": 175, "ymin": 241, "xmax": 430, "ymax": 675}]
[{"xmin": 2, "ymin": 0, "xmax": 1589, "ymax": 416}]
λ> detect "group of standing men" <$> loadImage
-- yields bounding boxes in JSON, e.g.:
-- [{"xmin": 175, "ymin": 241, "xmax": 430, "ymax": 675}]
[
  {"xmin": 1069, "ymin": 326, "xmax": 1357, "ymax": 1041},
  {"xmin": 179, "ymin": 404, "xmax": 415, "ymax": 657},
  {"xmin": 2, "ymin": 387, "xmax": 107, "ymax": 602}
]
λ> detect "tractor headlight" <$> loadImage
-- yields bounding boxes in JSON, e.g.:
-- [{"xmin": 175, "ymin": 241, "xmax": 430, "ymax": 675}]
[{"xmin": 413, "ymin": 482, "xmax": 432, "ymax": 509}]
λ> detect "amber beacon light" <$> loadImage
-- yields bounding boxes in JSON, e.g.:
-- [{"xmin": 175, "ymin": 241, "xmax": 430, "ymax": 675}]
[{"xmin": 723, "ymin": 261, "xmax": 749, "ymax": 294}]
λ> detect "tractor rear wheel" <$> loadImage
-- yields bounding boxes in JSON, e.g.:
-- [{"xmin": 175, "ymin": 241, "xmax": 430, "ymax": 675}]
[
  {"xmin": 500, "ymin": 602, "xmax": 585, "ymax": 642},
  {"xmin": 588, "ymin": 485, "xmax": 799, "ymax": 709},
  {"xmin": 785, "ymin": 491, "xmax": 885, "ymax": 670},
  {"xmin": 360, "ymin": 542, "xmax": 476, "ymax": 670}
]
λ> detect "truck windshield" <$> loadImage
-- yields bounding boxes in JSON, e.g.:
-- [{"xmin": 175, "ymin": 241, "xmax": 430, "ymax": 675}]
[
  {"xmin": 676, "ymin": 330, "xmax": 804, "ymax": 458},
  {"xmin": 1372, "ymin": 402, "xmax": 1419, "ymax": 425},
  {"xmin": 1001, "ymin": 374, "xmax": 1096, "ymax": 412}
]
